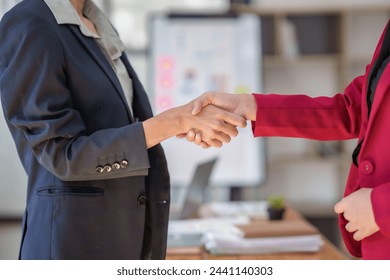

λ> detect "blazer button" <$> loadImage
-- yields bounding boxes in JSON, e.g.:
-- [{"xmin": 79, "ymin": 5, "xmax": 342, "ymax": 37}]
[
  {"xmin": 120, "ymin": 160, "xmax": 129, "ymax": 169},
  {"xmin": 112, "ymin": 162, "xmax": 121, "ymax": 170},
  {"xmin": 360, "ymin": 160, "xmax": 374, "ymax": 175},
  {"xmin": 137, "ymin": 195, "xmax": 147, "ymax": 206},
  {"xmin": 103, "ymin": 165, "xmax": 112, "ymax": 173},
  {"xmin": 96, "ymin": 166, "xmax": 104, "ymax": 173}
]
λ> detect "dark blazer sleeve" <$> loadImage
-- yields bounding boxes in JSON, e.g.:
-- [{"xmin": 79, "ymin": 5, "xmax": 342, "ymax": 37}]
[{"xmin": 0, "ymin": 10, "xmax": 150, "ymax": 181}]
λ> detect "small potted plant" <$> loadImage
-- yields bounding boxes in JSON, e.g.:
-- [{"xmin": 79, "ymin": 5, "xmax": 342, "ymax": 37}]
[{"xmin": 267, "ymin": 195, "xmax": 286, "ymax": 220}]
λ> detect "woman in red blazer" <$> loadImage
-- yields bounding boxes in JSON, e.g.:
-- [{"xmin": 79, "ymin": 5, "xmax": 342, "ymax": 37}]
[{"xmin": 189, "ymin": 20, "xmax": 390, "ymax": 259}]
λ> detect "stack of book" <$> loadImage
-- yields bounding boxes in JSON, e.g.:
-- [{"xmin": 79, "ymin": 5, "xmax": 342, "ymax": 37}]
[{"xmin": 204, "ymin": 219, "xmax": 324, "ymax": 255}]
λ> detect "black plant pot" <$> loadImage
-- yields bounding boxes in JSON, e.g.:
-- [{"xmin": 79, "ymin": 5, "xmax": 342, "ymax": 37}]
[{"xmin": 267, "ymin": 207, "xmax": 285, "ymax": 220}]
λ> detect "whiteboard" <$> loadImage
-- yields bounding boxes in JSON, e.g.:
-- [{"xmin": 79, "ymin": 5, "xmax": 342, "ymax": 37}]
[{"xmin": 149, "ymin": 14, "xmax": 265, "ymax": 188}]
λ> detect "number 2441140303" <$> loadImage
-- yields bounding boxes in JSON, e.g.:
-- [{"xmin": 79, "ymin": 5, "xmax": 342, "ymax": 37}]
[{"xmin": 209, "ymin": 266, "xmax": 273, "ymax": 276}]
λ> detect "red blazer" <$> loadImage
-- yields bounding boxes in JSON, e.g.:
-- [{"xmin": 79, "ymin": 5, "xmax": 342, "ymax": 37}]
[{"xmin": 252, "ymin": 20, "xmax": 390, "ymax": 259}]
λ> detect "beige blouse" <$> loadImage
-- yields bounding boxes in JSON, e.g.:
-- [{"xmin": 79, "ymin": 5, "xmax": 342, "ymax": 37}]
[{"xmin": 43, "ymin": 0, "xmax": 134, "ymax": 117}]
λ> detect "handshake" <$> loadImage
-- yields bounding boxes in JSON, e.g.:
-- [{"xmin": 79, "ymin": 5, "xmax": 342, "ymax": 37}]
[
  {"xmin": 158, "ymin": 92, "xmax": 257, "ymax": 149},
  {"xmin": 143, "ymin": 91, "xmax": 257, "ymax": 149}
]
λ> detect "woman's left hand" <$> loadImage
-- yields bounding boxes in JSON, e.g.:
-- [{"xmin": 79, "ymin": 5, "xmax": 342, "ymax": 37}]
[{"xmin": 334, "ymin": 188, "xmax": 380, "ymax": 241}]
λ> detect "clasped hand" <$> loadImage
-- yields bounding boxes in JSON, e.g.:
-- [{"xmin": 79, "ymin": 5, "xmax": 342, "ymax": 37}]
[
  {"xmin": 178, "ymin": 103, "xmax": 246, "ymax": 148},
  {"xmin": 178, "ymin": 92, "xmax": 256, "ymax": 148},
  {"xmin": 142, "ymin": 92, "xmax": 251, "ymax": 149}
]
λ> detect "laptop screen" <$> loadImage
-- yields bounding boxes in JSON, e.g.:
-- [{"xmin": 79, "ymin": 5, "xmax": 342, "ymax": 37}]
[{"xmin": 178, "ymin": 157, "xmax": 218, "ymax": 219}]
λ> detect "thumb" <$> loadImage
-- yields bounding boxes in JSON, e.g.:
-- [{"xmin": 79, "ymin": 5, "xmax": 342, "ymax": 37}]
[
  {"xmin": 192, "ymin": 100, "xmax": 204, "ymax": 115},
  {"xmin": 191, "ymin": 93, "xmax": 213, "ymax": 115},
  {"xmin": 334, "ymin": 200, "xmax": 346, "ymax": 214}
]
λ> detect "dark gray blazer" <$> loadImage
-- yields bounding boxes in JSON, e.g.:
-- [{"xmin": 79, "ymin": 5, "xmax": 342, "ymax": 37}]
[{"xmin": 0, "ymin": 0, "xmax": 170, "ymax": 259}]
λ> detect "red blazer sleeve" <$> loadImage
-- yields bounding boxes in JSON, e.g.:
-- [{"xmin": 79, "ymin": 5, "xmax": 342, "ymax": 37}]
[{"xmin": 251, "ymin": 74, "xmax": 365, "ymax": 140}]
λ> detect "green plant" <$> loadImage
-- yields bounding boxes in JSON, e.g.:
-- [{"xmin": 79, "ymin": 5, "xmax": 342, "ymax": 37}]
[{"xmin": 267, "ymin": 195, "xmax": 285, "ymax": 210}]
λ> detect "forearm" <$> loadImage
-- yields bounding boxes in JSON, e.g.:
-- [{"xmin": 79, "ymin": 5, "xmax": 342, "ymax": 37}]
[{"xmin": 252, "ymin": 92, "xmax": 361, "ymax": 140}]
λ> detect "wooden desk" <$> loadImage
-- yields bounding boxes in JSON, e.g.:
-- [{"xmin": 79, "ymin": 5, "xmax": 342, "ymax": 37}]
[{"xmin": 166, "ymin": 208, "xmax": 347, "ymax": 260}]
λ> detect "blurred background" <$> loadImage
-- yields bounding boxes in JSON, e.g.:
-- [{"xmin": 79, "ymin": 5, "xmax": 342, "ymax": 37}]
[{"xmin": 1, "ymin": 0, "xmax": 390, "ymax": 259}]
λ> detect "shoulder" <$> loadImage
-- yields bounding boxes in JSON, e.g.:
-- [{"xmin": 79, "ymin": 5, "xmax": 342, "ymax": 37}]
[
  {"xmin": 1, "ymin": 0, "xmax": 57, "ymax": 34},
  {"xmin": 0, "ymin": 0, "xmax": 64, "ymax": 69}
]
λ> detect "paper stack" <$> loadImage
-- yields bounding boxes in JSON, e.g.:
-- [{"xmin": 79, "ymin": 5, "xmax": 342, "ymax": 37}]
[
  {"xmin": 198, "ymin": 201, "xmax": 268, "ymax": 220},
  {"xmin": 204, "ymin": 233, "xmax": 323, "ymax": 255},
  {"xmin": 167, "ymin": 216, "xmax": 249, "ymax": 248},
  {"xmin": 204, "ymin": 219, "xmax": 324, "ymax": 255},
  {"xmin": 168, "ymin": 201, "xmax": 325, "ymax": 255}
]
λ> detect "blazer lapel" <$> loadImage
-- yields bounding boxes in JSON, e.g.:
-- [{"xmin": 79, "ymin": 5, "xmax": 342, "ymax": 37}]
[
  {"xmin": 366, "ymin": 65, "xmax": 390, "ymax": 129},
  {"xmin": 364, "ymin": 22, "xmax": 390, "ymax": 137},
  {"xmin": 360, "ymin": 20, "xmax": 390, "ymax": 158},
  {"xmin": 68, "ymin": 25, "xmax": 134, "ymax": 121}
]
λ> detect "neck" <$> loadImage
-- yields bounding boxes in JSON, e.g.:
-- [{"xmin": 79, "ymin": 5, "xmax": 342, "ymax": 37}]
[{"xmin": 70, "ymin": 0, "xmax": 85, "ymax": 17}]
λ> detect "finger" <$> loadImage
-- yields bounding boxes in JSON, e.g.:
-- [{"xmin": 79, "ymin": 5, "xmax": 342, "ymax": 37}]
[
  {"xmin": 345, "ymin": 222, "xmax": 357, "ymax": 233},
  {"xmin": 194, "ymin": 132, "xmax": 202, "ymax": 145},
  {"xmin": 221, "ymin": 111, "xmax": 247, "ymax": 128},
  {"xmin": 210, "ymin": 131, "xmax": 231, "ymax": 144},
  {"xmin": 206, "ymin": 138, "xmax": 223, "ymax": 148},
  {"xmin": 200, "ymin": 141, "xmax": 211, "ymax": 149},
  {"xmin": 353, "ymin": 231, "xmax": 364, "ymax": 242},
  {"xmin": 176, "ymin": 133, "xmax": 186, "ymax": 138},
  {"xmin": 217, "ymin": 123, "xmax": 239, "ymax": 138},
  {"xmin": 201, "ymin": 124, "xmax": 234, "ymax": 144},
  {"xmin": 186, "ymin": 130, "xmax": 196, "ymax": 142},
  {"xmin": 334, "ymin": 201, "xmax": 346, "ymax": 214}
]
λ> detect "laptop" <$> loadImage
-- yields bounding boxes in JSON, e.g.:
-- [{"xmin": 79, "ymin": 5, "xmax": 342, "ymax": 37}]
[
  {"xmin": 167, "ymin": 157, "xmax": 218, "ymax": 248},
  {"xmin": 170, "ymin": 157, "xmax": 218, "ymax": 220}
]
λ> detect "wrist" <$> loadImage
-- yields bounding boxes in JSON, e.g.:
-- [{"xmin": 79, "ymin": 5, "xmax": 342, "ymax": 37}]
[
  {"xmin": 175, "ymin": 103, "xmax": 193, "ymax": 133},
  {"xmin": 242, "ymin": 94, "xmax": 257, "ymax": 121},
  {"xmin": 142, "ymin": 105, "xmax": 188, "ymax": 148},
  {"xmin": 160, "ymin": 104, "xmax": 192, "ymax": 135}
]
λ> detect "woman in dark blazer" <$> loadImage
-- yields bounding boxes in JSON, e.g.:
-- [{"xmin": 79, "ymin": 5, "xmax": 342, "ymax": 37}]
[{"xmin": 0, "ymin": 0, "xmax": 245, "ymax": 259}]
